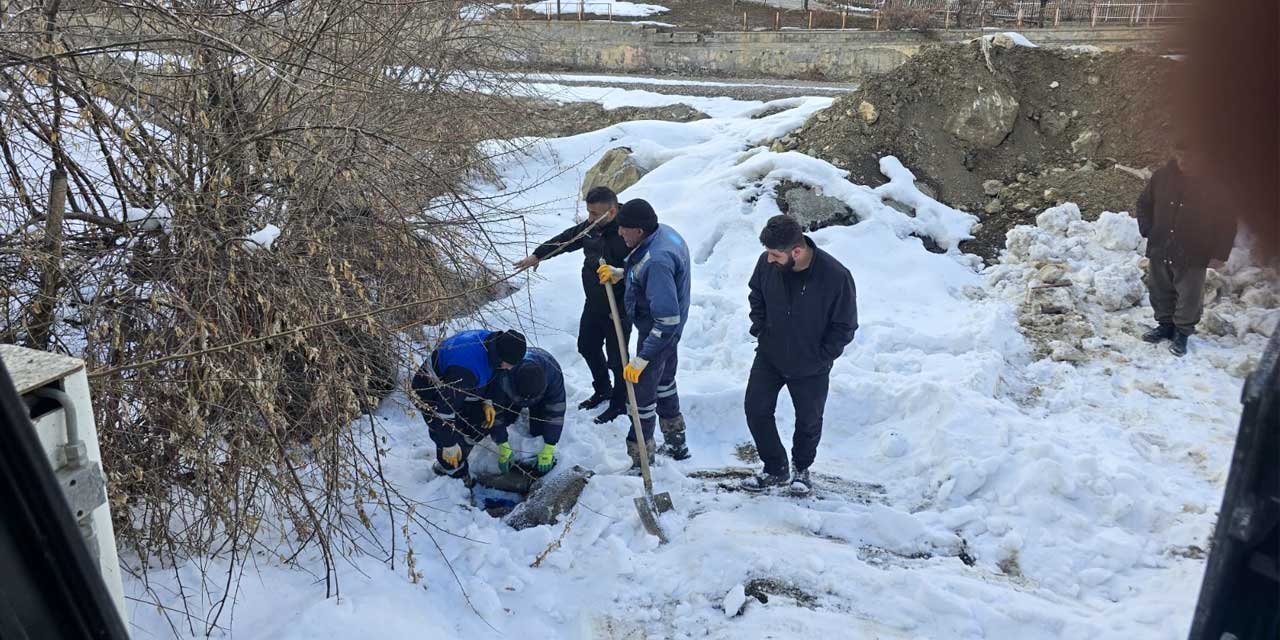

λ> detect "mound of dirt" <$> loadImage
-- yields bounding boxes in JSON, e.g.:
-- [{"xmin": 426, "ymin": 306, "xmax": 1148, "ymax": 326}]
[{"xmin": 773, "ymin": 41, "xmax": 1178, "ymax": 261}]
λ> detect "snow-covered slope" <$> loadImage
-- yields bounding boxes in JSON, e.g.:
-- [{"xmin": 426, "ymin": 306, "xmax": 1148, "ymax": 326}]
[{"xmin": 124, "ymin": 89, "xmax": 1255, "ymax": 640}]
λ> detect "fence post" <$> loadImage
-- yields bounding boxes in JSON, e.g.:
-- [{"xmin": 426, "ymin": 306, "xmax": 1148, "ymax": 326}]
[
  {"xmin": 775, "ymin": 10, "xmax": 780, "ymax": 30},
  {"xmin": 1054, "ymin": 5, "xmax": 1060, "ymax": 26},
  {"xmin": 547, "ymin": 3, "xmax": 552, "ymax": 21},
  {"xmin": 842, "ymin": 8, "xmax": 847, "ymax": 29},
  {"xmin": 944, "ymin": 8, "xmax": 950, "ymax": 29},
  {"xmin": 979, "ymin": 0, "xmax": 986, "ymax": 30},
  {"xmin": 875, "ymin": 9, "xmax": 881, "ymax": 30},
  {"xmin": 610, "ymin": 3, "xmax": 613, "ymax": 20},
  {"xmin": 1090, "ymin": 1, "xmax": 1097, "ymax": 26},
  {"xmin": 1016, "ymin": 5, "xmax": 1023, "ymax": 25},
  {"xmin": 578, "ymin": 1, "xmax": 583, "ymax": 21},
  {"xmin": 743, "ymin": 11, "xmax": 748, "ymax": 30}
]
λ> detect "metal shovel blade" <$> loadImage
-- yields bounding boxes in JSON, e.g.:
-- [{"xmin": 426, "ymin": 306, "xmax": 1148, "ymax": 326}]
[{"xmin": 634, "ymin": 492, "xmax": 673, "ymax": 543}]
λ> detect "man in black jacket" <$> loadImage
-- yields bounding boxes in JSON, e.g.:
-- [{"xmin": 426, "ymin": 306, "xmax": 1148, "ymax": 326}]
[
  {"xmin": 514, "ymin": 186, "xmax": 632, "ymax": 423},
  {"xmin": 740, "ymin": 215, "xmax": 858, "ymax": 496},
  {"xmin": 1135, "ymin": 143, "xmax": 1237, "ymax": 357}
]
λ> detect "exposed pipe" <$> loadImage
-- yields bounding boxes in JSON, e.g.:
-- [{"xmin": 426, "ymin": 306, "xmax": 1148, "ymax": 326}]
[{"xmin": 32, "ymin": 386, "xmax": 83, "ymax": 465}]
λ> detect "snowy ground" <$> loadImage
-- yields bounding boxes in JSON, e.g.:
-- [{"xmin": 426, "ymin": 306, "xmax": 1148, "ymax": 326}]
[{"xmin": 124, "ymin": 82, "xmax": 1260, "ymax": 639}]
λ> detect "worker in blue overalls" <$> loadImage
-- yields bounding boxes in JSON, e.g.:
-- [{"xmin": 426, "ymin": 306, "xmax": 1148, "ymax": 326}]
[
  {"xmin": 486, "ymin": 346, "xmax": 567, "ymax": 476},
  {"xmin": 411, "ymin": 329, "xmax": 527, "ymax": 481}
]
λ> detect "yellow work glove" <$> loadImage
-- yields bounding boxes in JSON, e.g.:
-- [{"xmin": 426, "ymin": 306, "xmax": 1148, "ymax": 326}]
[
  {"xmin": 596, "ymin": 263, "xmax": 623, "ymax": 285},
  {"xmin": 482, "ymin": 400, "xmax": 496, "ymax": 428},
  {"xmin": 441, "ymin": 445, "xmax": 462, "ymax": 468},
  {"xmin": 497, "ymin": 442, "xmax": 513, "ymax": 473},
  {"xmin": 623, "ymin": 357, "xmax": 648, "ymax": 384},
  {"xmin": 536, "ymin": 443, "xmax": 556, "ymax": 474}
]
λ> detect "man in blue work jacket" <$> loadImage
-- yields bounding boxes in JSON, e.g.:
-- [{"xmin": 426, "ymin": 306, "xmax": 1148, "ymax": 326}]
[
  {"xmin": 411, "ymin": 329, "xmax": 527, "ymax": 480},
  {"xmin": 487, "ymin": 346, "xmax": 567, "ymax": 476},
  {"xmin": 596, "ymin": 199, "xmax": 692, "ymax": 468}
]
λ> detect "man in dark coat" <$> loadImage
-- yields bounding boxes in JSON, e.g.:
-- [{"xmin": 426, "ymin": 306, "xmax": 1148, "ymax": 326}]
[
  {"xmin": 1136, "ymin": 143, "xmax": 1237, "ymax": 357},
  {"xmin": 514, "ymin": 186, "xmax": 632, "ymax": 424},
  {"xmin": 487, "ymin": 346, "xmax": 567, "ymax": 475},
  {"xmin": 740, "ymin": 215, "xmax": 858, "ymax": 496},
  {"xmin": 411, "ymin": 329, "xmax": 527, "ymax": 481}
]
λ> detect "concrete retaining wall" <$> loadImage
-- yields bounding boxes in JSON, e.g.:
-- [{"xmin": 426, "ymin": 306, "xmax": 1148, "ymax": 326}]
[{"xmin": 497, "ymin": 22, "xmax": 1172, "ymax": 80}]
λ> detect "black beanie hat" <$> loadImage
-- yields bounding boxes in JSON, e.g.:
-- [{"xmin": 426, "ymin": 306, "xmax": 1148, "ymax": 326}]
[
  {"xmin": 491, "ymin": 330, "xmax": 527, "ymax": 366},
  {"xmin": 512, "ymin": 362, "xmax": 547, "ymax": 400},
  {"xmin": 617, "ymin": 199, "xmax": 658, "ymax": 233}
]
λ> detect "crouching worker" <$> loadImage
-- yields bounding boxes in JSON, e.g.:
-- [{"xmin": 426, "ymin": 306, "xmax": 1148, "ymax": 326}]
[
  {"xmin": 411, "ymin": 329, "xmax": 527, "ymax": 481},
  {"xmin": 488, "ymin": 346, "xmax": 567, "ymax": 476}
]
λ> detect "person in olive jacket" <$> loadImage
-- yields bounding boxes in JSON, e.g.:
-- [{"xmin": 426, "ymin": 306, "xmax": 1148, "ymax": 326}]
[
  {"xmin": 514, "ymin": 186, "xmax": 632, "ymax": 423},
  {"xmin": 1136, "ymin": 142, "xmax": 1237, "ymax": 357},
  {"xmin": 740, "ymin": 215, "xmax": 857, "ymax": 496}
]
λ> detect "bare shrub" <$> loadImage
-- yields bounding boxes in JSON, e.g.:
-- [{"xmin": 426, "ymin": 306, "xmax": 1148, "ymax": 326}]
[{"xmin": 1, "ymin": 0, "xmax": 540, "ymax": 632}]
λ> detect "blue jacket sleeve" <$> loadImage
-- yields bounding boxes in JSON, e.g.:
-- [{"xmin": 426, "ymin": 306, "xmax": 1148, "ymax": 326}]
[{"xmin": 636, "ymin": 258, "xmax": 681, "ymax": 361}]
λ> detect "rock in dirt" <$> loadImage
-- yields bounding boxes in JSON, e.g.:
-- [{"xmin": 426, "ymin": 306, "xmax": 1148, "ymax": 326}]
[
  {"xmin": 504, "ymin": 465, "xmax": 594, "ymax": 531},
  {"xmin": 582, "ymin": 147, "xmax": 649, "ymax": 199},
  {"xmin": 1072, "ymin": 130, "xmax": 1102, "ymax": 156},
  {"xmin": 983, "ymin": 179, "xmax": 1004, "ymax": 196},
  {"xmin": 1037, "ymin": 109, "xmax": 1071, "ymax": 137},
  {"xmin": 858, "ymin": 100, "xmax": 879, "ymax": 124},
  {"xmin": 947, "ymin": 85, "xmax": 1020, "ymax": 149},
  {"xmin": 777, "ymin": 181, "xmax": 856, "ymax": 230}
]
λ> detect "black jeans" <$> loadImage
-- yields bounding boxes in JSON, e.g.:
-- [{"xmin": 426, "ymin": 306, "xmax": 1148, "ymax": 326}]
[
  {"xmin": 579, "ymin": 307, "xmax": 630, "ymax": 408},
  {"xmin": 744, "ymin": 354, "xmax": 830, "ymax": 477}
]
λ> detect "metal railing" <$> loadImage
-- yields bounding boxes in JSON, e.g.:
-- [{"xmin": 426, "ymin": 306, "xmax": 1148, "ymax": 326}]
[
  {"xmin": 509, "ymin": 2, "xmax": 629, "ymax": 21},
  {"xmin": 499, "ymin": 0, "xmax": 1187, "ymax": 29}
]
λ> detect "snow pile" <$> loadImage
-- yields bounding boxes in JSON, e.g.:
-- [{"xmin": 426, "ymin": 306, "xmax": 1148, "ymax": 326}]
[
  {"xmin": 499, "ymin": 0, "xmax": 668, "ymax": 18},
  {"xmin": 990, "ymin": 204, "xmax": 1146, "ymax": 312},
  {"xmin": 986, "ymin": 203, "xmax": 1280, "ymax": 362},
  {"xmin": 1199, "ymin": 248, "xmax": 1280, "ymax": 339}
]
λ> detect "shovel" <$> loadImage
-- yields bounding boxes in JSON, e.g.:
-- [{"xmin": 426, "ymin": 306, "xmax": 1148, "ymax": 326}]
[{"xmin": 600, "ymin": 259, "xmax": 674, "ymax": 543}]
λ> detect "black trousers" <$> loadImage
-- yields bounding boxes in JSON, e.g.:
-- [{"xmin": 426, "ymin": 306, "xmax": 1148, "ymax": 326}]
[
  {"xmin": 744, "ymin": 354, "xmax": 830, "ymax": 477},
  {"xmin": 578, "ymin": 307, "xmax": 630, "ymax": 409},
  {"xmin": 1148, "ymin": 258, "xmax": 1208, "ymax": 336}
]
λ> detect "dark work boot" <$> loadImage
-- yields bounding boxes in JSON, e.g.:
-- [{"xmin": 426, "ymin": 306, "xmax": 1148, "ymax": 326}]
[
  {"xmin": 626, "ymin": 438, "xmax": 658, "ymax": 470},
  {"xmin": 789, "ymin": 468, "xmax": 813, "ymax": 497},
  {"xmin": 1169, "ymin": 332, "xmax": 1189, "ymax": 357},
  {"xmin": 578, "ymin": 389, "xmax": 611, "ymax": 411},
  {"xmin": 657, "ymin": 415, "xmax": 691, "ymax": 460},
  {"xmin": 740, "ymin": 469, "xmax": 789, "ymax": 492},
  {"xmin": 1142, "ymin": 324, "xmax": 1176, "ymax": 343},
  {"xmin": 594, "ymin": 403, "xmax": 626, "ymax": 424}
]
